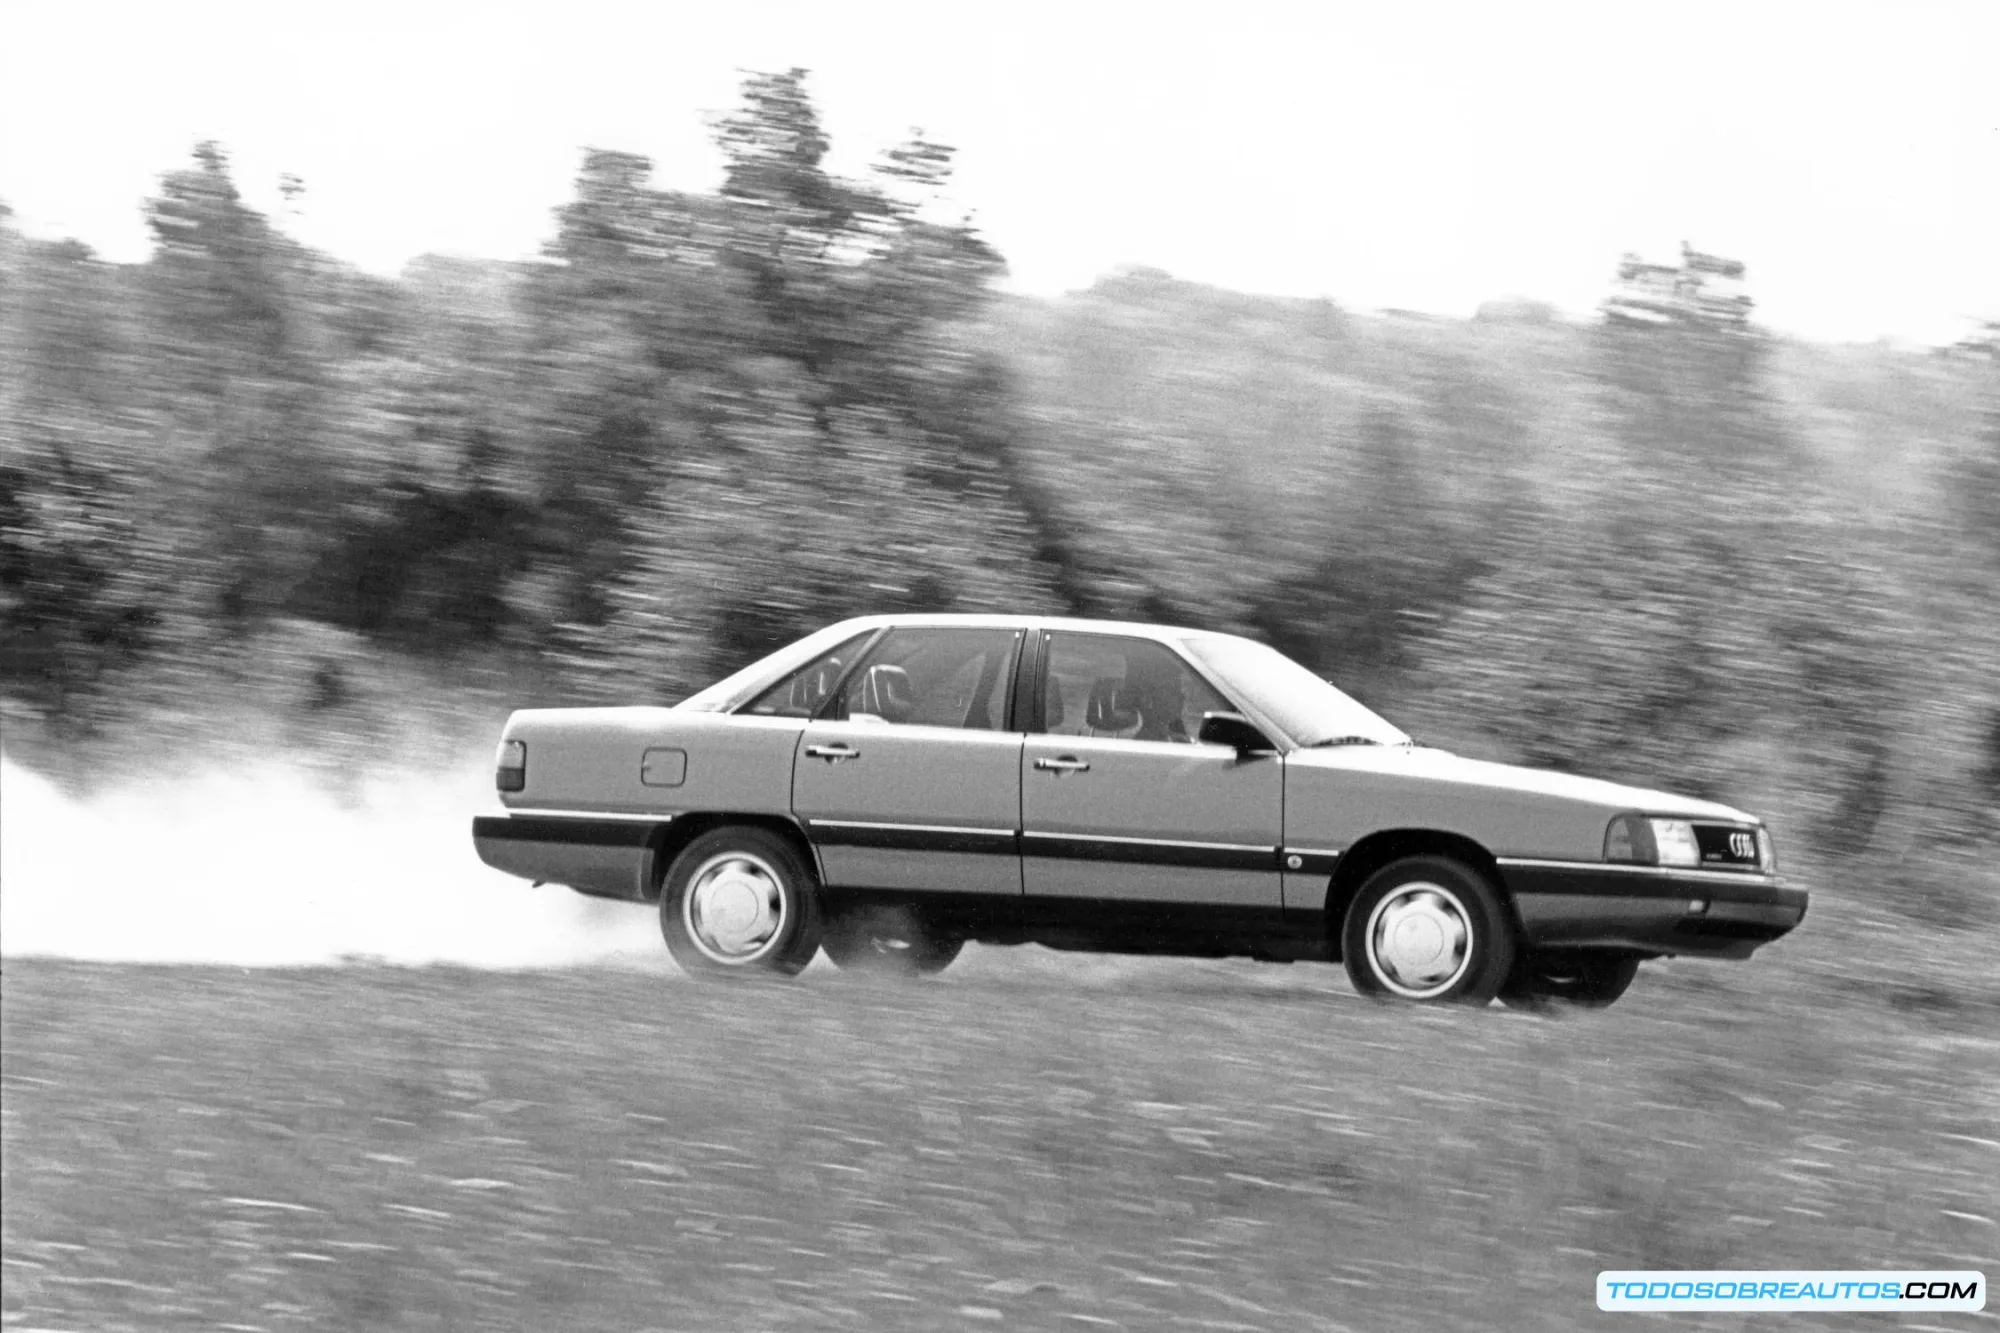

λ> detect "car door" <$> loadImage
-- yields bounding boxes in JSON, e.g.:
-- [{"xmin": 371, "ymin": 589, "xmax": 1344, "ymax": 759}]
[
  {"xmin": 792, "ymin": 625, "xmax": 1026, "ymax": 896},
  {"xmin": 1020, "ymin": 631, "xmax": 1283, "ymax": 905}
]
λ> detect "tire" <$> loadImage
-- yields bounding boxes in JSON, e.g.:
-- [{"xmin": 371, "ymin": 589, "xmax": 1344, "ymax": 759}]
[
  {"xmin": 659, "ymin": 827, "xmax": 822, "ymax": 977},
  {"xmin": 1341, "ymin": 855, "xmax": 1516, "ymax": 1004},
  {"xmin": 821, "ymin": 903, "xmax": 963, "ymax": 978},
  {"xmin": 1501, "ymin": 951, "xmax": 1641, "ymax": 1010}
]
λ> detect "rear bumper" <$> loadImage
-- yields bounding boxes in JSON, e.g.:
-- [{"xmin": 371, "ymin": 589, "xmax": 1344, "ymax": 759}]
[
  {"xmin": 470, "ymin": 814, "xmax": 668, "ymax": 902},
  {"xmin": 1498, "ymin": 858, "xmax": 1808, "ymax": 960}
]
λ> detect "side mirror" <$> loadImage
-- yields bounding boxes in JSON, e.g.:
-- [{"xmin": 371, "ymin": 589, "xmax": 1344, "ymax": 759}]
[{"xmin": 1197, "ymin": 711, "xmax": 1273, "ymax": 753}]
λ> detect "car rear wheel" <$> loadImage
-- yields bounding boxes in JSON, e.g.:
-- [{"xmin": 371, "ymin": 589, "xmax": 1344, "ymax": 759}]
[
  {"xmin": 1342, "ymin": 856, "xmax": 1516, "ymax": 1004},
  {"xmin": 1501, "ymin": 951, "xmax": 1641, "ymax": 1009},
  {"xmin": 821, "ymin": 903, "xmax": 963, "ymax": 977},
  {"xmin": 659, "ymin": 827, "xmax": 822, "ymax": 977}
]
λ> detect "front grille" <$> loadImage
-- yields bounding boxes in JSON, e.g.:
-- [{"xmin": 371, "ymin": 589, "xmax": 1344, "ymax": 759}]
[{"xmin": 1692, "ymin": 823, "xmax": 1761, "ymax": 869}]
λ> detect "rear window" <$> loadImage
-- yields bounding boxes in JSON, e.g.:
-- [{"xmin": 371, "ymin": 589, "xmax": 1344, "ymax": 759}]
[{"xmin": 738, "ymin": 631, "xmax": 878, "ymax": 718}]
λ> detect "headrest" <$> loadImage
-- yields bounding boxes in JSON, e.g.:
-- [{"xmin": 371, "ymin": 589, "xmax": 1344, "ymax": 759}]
[
  {"xmin": 857, "ymin": 664, "xmax": 914, "ymax": 723},
  {"xmin": 788, "ymin": 657, "xmax": 842, "ymax": 713},
  {"xmin": 1044, "ymin": 676, "xmax": 1065, "ymax": 729},
  {"xmin": 1085, "ymin": 677, "xmax": 1137, "ymax": 732}
]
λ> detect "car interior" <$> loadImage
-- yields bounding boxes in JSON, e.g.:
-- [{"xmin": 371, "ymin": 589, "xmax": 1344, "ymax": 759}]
[
  {"xmin": 854, "ymin": 664, "xmax": 914, "ymax": 723},
  {"xmin": 753, "ymin": 627, "xmax": 1219, "ymax": 739},
  {"xmin": 838, "ymin": 630, "xmax": 1017, "ymax": 730},
  {"xmin": 1048, "ymin": 638, "xmax": 1217, "ymax": 742},
  {"xmin": 783, "ymin": 657, "xmax": 844, "ymax": 715}
]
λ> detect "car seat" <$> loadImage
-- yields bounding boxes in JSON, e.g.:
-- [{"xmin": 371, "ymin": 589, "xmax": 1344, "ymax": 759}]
[
  {"xmin": 855, "ymin": 664, "xmax": 915, "ymax": 723},
  {"xmin": 787, "ymin": 658, "xmax": 842, "ymax": 715},
  {"xmin": 1085, "ymin": 677, "xmax": 1138, "ymax": 735}
]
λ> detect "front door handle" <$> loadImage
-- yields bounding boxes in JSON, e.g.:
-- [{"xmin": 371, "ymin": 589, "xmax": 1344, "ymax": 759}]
[
  {"xmin": 806, "ymin": 743, "xmax": 860, "ymax": 763},
  {"xmin": 1034, "ymin": 756, "xmax": 1090, "ymax": 773}
]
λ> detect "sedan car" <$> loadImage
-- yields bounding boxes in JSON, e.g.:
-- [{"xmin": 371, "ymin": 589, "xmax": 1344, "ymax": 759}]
[{"xmin": 471, "ymin": 614, "xmax": 1806, "ymax": 1005}]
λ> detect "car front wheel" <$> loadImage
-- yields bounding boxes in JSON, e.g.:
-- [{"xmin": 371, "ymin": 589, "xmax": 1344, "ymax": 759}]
[
  {"xmin": 660, "ymin": 827, "xmax": 822, "ymax": 977},
  {"xmin": 1342, "ymin": 856, "xmax": 1516, "ymax": 1004}
]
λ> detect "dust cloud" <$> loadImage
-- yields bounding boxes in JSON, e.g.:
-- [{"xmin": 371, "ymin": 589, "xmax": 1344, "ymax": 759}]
[{"xmin": 0, "ymin": 756, "xmax": 665, "ymax": 968}]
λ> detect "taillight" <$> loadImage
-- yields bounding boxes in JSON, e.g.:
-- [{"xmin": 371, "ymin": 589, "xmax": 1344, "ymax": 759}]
[{"xmin": 495, "ymin": 739, "xmax": 526, "ymax": 792}]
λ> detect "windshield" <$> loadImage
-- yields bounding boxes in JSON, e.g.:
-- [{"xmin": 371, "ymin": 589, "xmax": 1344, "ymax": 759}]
[{"xmin": 1181, "ymin": 636, "xmax": 1409, "ymax": 748}]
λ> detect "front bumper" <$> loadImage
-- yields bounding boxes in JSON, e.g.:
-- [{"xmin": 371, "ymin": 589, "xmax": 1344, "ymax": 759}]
[{"xmin": 1498, "ymin": 858, "xmax": 1808, "ymax": 960}]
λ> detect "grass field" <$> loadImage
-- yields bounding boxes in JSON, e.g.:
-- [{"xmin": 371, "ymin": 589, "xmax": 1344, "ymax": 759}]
[{"xmin": 5, "ymin": 948, "xmax": 1996, "ymax": 1332}]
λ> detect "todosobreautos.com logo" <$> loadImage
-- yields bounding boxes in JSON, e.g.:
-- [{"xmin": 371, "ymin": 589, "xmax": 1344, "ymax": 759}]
[{"xmin": 1598, "ymin": 1271, "xmax": 1985, "ymax": 1312}]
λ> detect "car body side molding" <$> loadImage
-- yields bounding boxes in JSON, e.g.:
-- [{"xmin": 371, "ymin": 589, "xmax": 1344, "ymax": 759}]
[
  {"xmin": 806, "ymin": 819, "xmax": 1020, "ymax": 856},
  {"xmin": 473, "ymin": 814, "xmax": 664, "ymax": 846}
]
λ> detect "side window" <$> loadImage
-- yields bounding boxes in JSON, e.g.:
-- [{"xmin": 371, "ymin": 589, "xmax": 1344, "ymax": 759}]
[
  {"xmin": 1041, "ymin": 634, "xmax": 1229, "ymax": 743},
  {"xmin": 831, "ymin": 627, "xmax": 1022, "ymax": 730},
  {"xmin": 741, "ymin": 631, "xmax": 876, "ymax": 718}
]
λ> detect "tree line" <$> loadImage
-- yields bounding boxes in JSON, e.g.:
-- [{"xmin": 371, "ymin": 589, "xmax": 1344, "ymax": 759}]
[{"xmin": 2, "ymin": 70, "xmax": 1996, "ymax": 932}]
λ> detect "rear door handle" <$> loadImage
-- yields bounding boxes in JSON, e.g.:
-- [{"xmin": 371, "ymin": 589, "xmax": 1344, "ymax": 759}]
[
  {"xmin": 1034, "ymin": 756, "xmax": 1090, "ymax": 772},
  {"xmin": 805, "ymin": 743, "xmax": 860, "ymax": 762}
]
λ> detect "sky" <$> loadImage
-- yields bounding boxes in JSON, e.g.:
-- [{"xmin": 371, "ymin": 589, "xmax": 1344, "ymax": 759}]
[{"xmin": 2, "ymin": 0, "xmax": 1995, "ymax": 344}]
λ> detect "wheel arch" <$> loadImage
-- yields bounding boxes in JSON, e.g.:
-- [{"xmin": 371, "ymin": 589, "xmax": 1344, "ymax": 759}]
[
  {"xmin": 643, "ymin": 813, "xmax": 821, "ymax": 900},
  {"xmin": 1323, "ymin": 828, "xmax": 1517, "ymax": 958}
]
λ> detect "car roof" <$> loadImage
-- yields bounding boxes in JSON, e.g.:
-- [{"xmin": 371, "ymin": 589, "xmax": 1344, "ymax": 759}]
[
  {"xmin": 822, "ymin": 613, "xmax": 1242, "ymax": 644},
  {"xmin": 672, "ymin": 612, "xmax": 1267, "ymax": 719}
]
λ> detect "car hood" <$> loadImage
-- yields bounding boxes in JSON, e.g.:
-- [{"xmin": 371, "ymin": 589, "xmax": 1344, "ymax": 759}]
[{"xmin": 1285, "ymin": 745, "xmax": 1755, "ymax": 823}]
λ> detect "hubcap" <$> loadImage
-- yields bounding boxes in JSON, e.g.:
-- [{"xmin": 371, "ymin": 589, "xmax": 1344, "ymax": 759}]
[
  {"xmin": 1365, "ymin": 881, "xmax": 1474, "ymax": 998},
  {"xmin": 682, "ymin": 852, "xmax": 787, "ymax": 964}
]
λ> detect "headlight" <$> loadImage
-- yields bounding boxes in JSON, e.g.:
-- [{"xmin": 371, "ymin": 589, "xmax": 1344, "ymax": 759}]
[
  {"xmin": 1649, "ymin": 819, "xmax": 1702, "ymax": 867},
  {"xmin": 1603, "ymin": 814, "xmax": 1701, "ymax": 866},
  {"xmin": 1756, "ymin": 826, "xmax": 1776, "ymax": 872}
]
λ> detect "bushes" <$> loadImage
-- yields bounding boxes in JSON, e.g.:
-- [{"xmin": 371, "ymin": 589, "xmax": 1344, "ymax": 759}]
[{"xmin": 2, "ymin": 77, "xmax": 1993, "ymax": 945}]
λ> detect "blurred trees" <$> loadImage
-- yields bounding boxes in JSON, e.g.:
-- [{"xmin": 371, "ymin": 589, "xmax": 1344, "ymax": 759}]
[
  {"xmin": 533, "ymin": 70, "xmax": 1057, "ymax": 699},
  {"xmin": 2, "ymin": 71, "xmax": 1058, "ymax": 725},
  {"xmin": 0, "ymin": 220, "xmax": 161, "ymax": 730},
  {"xmin": 2, "ymin": 76, "xmax": 1995, "ymax": 931}
]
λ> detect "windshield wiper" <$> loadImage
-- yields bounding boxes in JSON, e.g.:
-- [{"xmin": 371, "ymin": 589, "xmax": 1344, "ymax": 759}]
[{"xmin": 1309, "ymin": 735, "xmax": 1383, "ymax": 747}]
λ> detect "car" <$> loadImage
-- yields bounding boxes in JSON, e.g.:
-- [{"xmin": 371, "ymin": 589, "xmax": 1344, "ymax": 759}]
[{"xmin": 471, "ymin": 614, "xmax": 1807, "ymax": 1005}]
